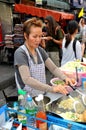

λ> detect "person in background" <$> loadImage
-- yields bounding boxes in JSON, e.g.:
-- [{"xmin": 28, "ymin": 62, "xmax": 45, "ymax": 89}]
[
  {"xmin": 39, "ymin": 26, "xmax": 47, "ymax": 49},
  {"xmin": 61, "ymin": 20, "xmax": 82, "ymax": 66},
  {"xmin": 79, "ymin": 18, "xmax": 86, "ymax": 57},
  {"xmin": 43, "ymin": 15, "xmax": 64, "ymax": 67},
  {"xmin": 14, "ymin": 17, "xmax": 76, "ymax": 97}
]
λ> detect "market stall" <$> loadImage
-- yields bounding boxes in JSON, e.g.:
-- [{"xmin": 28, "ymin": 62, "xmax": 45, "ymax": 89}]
[{"xmin": 14, "ymin": 4, "xmax": 75, "ymax": 21}]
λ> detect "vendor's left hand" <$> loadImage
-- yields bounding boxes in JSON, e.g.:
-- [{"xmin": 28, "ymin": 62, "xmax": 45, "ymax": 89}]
[{"xmin": 65, "ymin": 78, "xmax": 77, "ymax": 86}]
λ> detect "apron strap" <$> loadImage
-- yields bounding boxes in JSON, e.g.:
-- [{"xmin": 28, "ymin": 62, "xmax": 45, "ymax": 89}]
[
  {"xmin": 15, "ymin": 72, "xmax": 21, "ymax": 89},
  {"xmin": 21, "ymin": 45, "xmax": 44, "ymax": 63}
]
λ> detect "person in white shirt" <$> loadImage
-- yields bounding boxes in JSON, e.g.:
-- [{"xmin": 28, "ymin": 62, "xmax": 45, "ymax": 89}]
[
  {"xmin": 61, "ymin": 20, "xmax": 82, "ymax": 66},
  {"xmin": 79, "ymin": 18, "xmax": 86, "ymax": 57}
]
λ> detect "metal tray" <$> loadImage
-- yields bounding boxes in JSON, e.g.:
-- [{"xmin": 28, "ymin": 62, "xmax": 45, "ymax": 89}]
[{"xmin": 46, "ymin": 91, "xmax": 86, "ymax": 123}]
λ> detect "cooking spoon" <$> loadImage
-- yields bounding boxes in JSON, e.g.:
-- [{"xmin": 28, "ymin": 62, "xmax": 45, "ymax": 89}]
[
  {"xmin": 68, "ymin": 85, "xmax": 86, "ymax": 106},
  {"xmin": 66, "ymin": 93, "xmax": 85, "ymax": 113}
]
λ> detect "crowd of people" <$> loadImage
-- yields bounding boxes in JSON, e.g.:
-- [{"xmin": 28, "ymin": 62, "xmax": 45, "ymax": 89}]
[{"xmin": 14, "ymin": 15, "xmax": 86, "ymax": 97}]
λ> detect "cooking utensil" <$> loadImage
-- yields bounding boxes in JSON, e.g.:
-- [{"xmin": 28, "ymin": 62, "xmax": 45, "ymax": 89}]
[
  {"xmin": 66, "ymin": 93, "xmax": 85, "ymax": 113},
  {"xmin": 68, "ymin": 84, "xmax": 86, "ymax": 106},
  {"xmin": 75, "ymin": 66, "xmax": 79, "ymax": 83}
]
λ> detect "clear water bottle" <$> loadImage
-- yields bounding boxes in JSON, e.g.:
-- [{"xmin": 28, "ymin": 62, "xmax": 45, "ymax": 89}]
[
  {"xmin": 25, "ymin": 96, "xmax": 37, "ymax": 130},
  {"xmin": 18, "ymin": 89, "xmax": 27, "ymax": 124}
]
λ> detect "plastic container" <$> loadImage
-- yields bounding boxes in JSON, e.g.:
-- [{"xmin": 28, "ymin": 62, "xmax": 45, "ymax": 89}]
[
  {"xmin": 18, "ymin": 89, "xmax": 26, "ymax": 106},
  {"xmin": 17, "ymin": 89, "xmax": 27, "ymax": 124},
  {"xmin": 50, "ymin": 78, "xmax": 65, "ymax": 86},
  {"xmin": 81, "ymin": 74, "xmax": 86, "ymax": 89},
  {"xmin": 50, "ymin": 78, "xmax": 73, "ymax": 92},
  {"xmin": 60, "ymin": 61, "xmax": 86, "ymax": 87},
  {"xmin": 18, "ymin": 106, "xmax": 27, "ymax": 124}
]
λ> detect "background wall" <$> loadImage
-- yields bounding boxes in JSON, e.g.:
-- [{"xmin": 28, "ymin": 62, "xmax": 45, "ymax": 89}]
[{"xmin": 0, "ymin": 2, "xmax": 13, "ymax": 40}]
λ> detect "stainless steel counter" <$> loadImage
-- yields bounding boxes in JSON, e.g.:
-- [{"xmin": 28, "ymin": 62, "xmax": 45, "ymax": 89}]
[{"xmin": 46, "ymin": 92, "xmax": 62, "ymax": 103}]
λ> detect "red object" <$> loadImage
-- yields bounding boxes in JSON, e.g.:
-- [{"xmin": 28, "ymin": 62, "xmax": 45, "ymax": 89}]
[
  {"xmin": 81, "ymin": 63, "xmax": 86, "ymax": 66},
  {"xmin": 13, "ymin": 123, "xmax": 27, "ymax": 130},
  {"xmin": 0, "ymin": 24, "xmax": 2, "ymax": 43},
  {"xmin": 36, "ymin": 111, "xmax": 47, "ymax": 130},
  {"xmin": 14, "ymin": 4, "xmax": 74, "ymax": 21}
]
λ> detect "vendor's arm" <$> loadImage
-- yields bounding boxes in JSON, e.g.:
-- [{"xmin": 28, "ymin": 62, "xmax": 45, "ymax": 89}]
[
  {"xmin": 45, "ymin": 58, "xmax": 76, "ymax": 86},
  {"xmin": 18, "ymin": 65, "xmax": 68, "ymax": 94}
]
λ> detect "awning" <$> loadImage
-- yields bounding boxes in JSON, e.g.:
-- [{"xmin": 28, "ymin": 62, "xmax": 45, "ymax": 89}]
[{"xmin": 14, "ymin": 4, "xmax": 74, "ymax": 21}]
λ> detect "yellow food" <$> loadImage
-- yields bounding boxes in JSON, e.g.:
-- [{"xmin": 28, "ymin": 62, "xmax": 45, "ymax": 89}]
[
  {"xmin": 60, "ymin": 61, "xmax": 86, "ymax": 72},
  {"xmin": 58, "ymin": 98, "xmax": 74, "ymax": 110},
  {"xmin": 59, "ymin": 112, "xmax": 84, "ymax": 122},
  {"xmin": 83, "ymin": 110, "xmax": 86, "ymax": 122},
  {"xmin": 58, "ymin": 97, "xmax": 80, "ymax": 110},
  {"xmin": 60, "ymin": 112, "xmax": 79, "ymax": 121}
]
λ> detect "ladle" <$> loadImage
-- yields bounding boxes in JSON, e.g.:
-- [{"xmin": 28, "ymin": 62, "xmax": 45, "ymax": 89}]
[
  {"xmin": 67, "ymin": 93, "xmax": 85, "ymax": 113},
  {"xmin": 75, "ymin": 67, "xmax": 79, "ymax": 83},
  {"xmin": 68, "ymin": 85, "xmax": 86, "ymax": 106}
]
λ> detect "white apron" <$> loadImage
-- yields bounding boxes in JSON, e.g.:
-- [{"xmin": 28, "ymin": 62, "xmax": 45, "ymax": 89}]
[{"xmin": 15, "ymin": 45, "xmax": 46, "ymax": 97}]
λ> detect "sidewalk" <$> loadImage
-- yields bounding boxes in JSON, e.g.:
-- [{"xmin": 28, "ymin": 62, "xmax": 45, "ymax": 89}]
[
  {"xmin": 0, "ymin": 63, "xmax": 15, "ymax": 90},
  {"xmin": 0, "ymin": 63, "xmax": 17, "ymax": 107}
]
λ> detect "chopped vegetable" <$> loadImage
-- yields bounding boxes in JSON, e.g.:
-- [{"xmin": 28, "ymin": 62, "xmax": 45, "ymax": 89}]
[{"xmin": 53, "ymin": 80, "xmax": 64, "ymax": 85}]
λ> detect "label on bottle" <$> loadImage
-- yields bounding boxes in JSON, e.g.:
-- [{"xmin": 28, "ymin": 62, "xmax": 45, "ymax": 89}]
[
  {"xmin": 39, "ymin": 122, "xmax": 47, "ymax": 130},
  {"xmin": 18, "ymin": 108, "xmax": 27, "ymax": 124}
]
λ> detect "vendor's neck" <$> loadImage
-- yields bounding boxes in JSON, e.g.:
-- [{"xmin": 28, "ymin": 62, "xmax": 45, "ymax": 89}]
[{"xmin": 25, "ymin": 43, "xmax": 36, "ymax": 56}]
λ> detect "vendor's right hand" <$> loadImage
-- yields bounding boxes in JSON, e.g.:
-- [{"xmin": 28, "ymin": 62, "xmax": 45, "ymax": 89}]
[{"xmin": 52, "ymin": 84, "xmax": 68, "ymax": 95}]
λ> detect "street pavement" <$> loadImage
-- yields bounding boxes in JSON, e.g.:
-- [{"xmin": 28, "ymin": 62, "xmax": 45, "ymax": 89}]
[{"xmin": 0, "ymin": 63, "xmax": 17, "ymax": 107}]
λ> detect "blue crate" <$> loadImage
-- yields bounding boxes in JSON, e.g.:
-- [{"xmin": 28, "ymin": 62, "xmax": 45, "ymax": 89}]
[
  {"xmin": 1, "ymin": 105, "xmax": 86, "ymax": 130},
  {"xmin": 0, "ymin": 105, "xmax": 7, "ymax": 128},
  {"xmin": 47, "ymin": 114, "xmax": 86, "ymax": 130}
]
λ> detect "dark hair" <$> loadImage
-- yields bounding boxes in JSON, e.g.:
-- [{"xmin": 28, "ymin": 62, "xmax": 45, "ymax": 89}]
[
  {"xmin": 42, "ymin": 26, "xmax": 47, "ymax": 32},
  {"xmin": 44, "ymin": 15, "xmax": 58, "ymax": 37},
  {"xmin": 65, "ymin": 20, "xmax": 79, "ymax": 48}
]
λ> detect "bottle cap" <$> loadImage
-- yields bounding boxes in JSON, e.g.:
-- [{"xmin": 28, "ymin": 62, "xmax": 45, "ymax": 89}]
[
  {"xmin": 18, "ymin": 89, "xmax": 26, "ymax": 95},
  {"xmin": 27, "ymin": 96, "xmax": 32, "ymax": 102},
  {"xmin": 38, "ymin": 94, "xmax": 44, "ymax": 100}
]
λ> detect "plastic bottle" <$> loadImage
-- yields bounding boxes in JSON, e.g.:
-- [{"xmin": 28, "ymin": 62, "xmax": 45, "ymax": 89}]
[
  {"xmin": 18, "ymin": 89, "xmax": 27, "ymax": 106},
  {"xmin": 35, "ymin": 94, "xmax": 47, "ymax": 130},
  {"xmin": 17, "ymin": 89, "xmax": 27, "ymax": 124},
  {"xmin": 25, "ymin": 96, "xmax": 37, "ymax": 130}
]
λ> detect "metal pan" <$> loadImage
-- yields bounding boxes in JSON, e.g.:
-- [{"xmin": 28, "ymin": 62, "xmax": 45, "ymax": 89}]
[{"xmin": 46, "ymin": 91, "xmax": 86, "ymax": 123}]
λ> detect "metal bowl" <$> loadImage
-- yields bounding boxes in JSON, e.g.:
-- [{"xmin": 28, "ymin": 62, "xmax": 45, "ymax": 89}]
[{"xmin": 33, "ymin": 95, "xmax": 51, "ymax": 106}]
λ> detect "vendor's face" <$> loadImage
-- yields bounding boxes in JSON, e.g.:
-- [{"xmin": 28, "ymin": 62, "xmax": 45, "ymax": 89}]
[{"xmin": 25, "ymin": 26, "xmax": 42, "ymax": 49}]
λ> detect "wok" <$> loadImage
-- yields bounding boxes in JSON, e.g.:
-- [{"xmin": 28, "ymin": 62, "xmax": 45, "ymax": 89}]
[{"xmin": 46, "ymin": 91, "xmax": 86, "ymax": 124}]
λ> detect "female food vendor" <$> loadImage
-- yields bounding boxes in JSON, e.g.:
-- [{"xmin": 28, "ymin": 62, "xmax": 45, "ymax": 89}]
[{"xmin": 14, "ymin": 17, "xmax": 76, "ymax": 97}]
